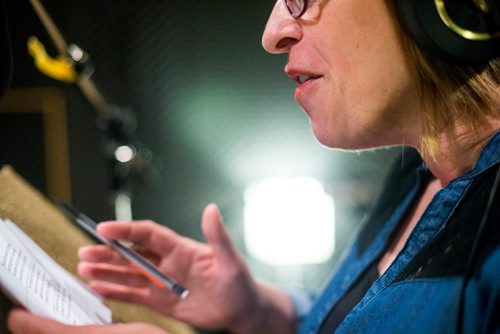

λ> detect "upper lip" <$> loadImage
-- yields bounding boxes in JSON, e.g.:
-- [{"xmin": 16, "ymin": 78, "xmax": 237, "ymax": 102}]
[{"xmin": 285, "ymin": 67, "xmax": 322, "ymax": 85}]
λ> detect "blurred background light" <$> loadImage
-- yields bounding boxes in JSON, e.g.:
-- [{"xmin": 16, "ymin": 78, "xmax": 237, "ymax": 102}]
[
  {"xmin": 244, "ymin": 177, "xmax": 335, "ymax": 266},
  {"xmin": 114, "ymin": 145, "xmax": 135, "ymax": 163}
]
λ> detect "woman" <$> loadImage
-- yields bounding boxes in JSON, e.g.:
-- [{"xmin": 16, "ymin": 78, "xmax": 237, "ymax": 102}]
[{"xmin": 8, "ymin": 0, "xmax": 499, "ymax": 333}]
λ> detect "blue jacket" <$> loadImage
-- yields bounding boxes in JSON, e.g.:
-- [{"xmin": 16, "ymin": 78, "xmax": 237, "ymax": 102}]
[{"xmin": 297, "ymin": 132, "xmax": 500, "ymax": 333}]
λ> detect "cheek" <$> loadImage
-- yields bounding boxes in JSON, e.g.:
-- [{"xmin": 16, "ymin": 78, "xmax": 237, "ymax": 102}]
[
  {"xmin": 305, "ymin": 0, "xmax": 415, "ymax": 147},
  {"xmin": 318, "ymin": 1, "xmax": 407, "ymax": 96},
  {"xmin": 311, "ymin": 65, "xmax": 412, "ymax": 149},
  {"xmin": 325, "ymin": 37, "xmax": 410, "ymax": 124}
]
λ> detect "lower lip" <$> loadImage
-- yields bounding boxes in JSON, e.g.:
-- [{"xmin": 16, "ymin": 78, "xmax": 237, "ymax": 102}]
[{"xmin": 294, "ymin": 78, "xmax": 319, "ymax": 100}]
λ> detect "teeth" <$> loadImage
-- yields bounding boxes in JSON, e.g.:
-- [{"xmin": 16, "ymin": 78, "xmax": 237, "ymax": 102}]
[{"xmin": 297, "ymin": 74, "xmax": 311, "ymax": 84}]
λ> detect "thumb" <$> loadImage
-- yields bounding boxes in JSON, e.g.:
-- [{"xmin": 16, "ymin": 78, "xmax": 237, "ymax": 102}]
[{"xmin": 201, "ymin": 203, "xmax": 238, "ymax": 265}]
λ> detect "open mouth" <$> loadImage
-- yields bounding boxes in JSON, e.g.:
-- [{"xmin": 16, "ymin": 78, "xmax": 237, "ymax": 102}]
[
  {"xmin": 285, "ymin": 67, "xmax": 323, "ymax": 99},
  {"xmin": 294, "ymin": 74, "xmax": 320, "ymax": 85}
]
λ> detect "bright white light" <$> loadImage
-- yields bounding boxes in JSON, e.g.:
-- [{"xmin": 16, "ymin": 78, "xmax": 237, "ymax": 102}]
[
  {"xmin": 114, "ymin": 145, "xmax": 135, "ymax": 163},
  {"xmin": 244, "ymin": 177, "xmax": 335, "ymax": 266}
]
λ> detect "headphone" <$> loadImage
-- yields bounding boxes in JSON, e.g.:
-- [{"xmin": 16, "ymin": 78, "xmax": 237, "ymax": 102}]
[{"xmin": 397, "ymin": 0, "xmax": 500, "ymax": 63}]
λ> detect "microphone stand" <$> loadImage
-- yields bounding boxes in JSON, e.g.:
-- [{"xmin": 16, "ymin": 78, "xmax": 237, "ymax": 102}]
[{"xmin": 28, "ymin": 0, "xmax": 157, "ymax": 220}]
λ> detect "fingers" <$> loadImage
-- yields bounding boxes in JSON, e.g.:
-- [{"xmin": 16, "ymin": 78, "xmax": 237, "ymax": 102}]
[
  {"xmin": 8, "ymin": 309, "xmax": 73, "ymax": 334},
  {"xmin": 131, "ymin": 245, "xmax": 162, "ymax": 266},
  {"xmin": 201, "ymin": 203, "xmax": 238, "ymax": 266},
  {"xmin": 96, "ymin": 221, "xmax": 179, "ymax": 255},
  {"xmin": 79, "ymin": 243, "xmax": 162, "ymax": 267},
  {"xmin": 78, "ymin": 262, "xmax": 151, "ymax": 288},
  {"xmin": 87, "ymin": 281, "xmax": 156, "ymax": 306},
  {"xmin": 8, "ymin": 308, "xmax": 169, "ymax": 334},
  {"xmin": 110, "ymin": 323, "xmax": 170, "ymax": 334},
  {"xmin": 79, "ymin": 245, "xmax": 129, "ymax": 265}
]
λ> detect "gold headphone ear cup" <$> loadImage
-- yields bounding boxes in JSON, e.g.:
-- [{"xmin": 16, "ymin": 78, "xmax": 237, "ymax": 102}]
[{"xmin": 396, "ymin": 0, "xmax": 500, "ymax": 63}]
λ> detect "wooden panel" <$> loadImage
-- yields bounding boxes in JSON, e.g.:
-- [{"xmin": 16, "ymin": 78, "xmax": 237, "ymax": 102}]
[{"xmin": 0, "ymin": 87, "xmax": 71, "ymax": 202}]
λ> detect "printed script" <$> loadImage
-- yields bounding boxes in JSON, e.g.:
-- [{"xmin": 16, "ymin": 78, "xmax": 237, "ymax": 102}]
[{"xmin": 0, "ymin": 218, "xmax": 112, "ymax": 325}]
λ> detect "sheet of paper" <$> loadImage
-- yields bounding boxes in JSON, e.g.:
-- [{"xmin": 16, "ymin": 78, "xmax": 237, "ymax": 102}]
[{"xmin": 0, "ymin": 218, "xmax": 112, "ymax": 325}]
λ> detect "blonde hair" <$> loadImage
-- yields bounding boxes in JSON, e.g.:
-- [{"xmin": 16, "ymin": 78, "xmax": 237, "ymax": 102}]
[{"xmin": 390, "ymin": 3, "xmax": 500, "ymax": 157}]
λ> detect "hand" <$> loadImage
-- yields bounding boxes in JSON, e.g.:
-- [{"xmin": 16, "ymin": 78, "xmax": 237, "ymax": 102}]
[
  {"xmin": 7, "ymin": 308, "xmax": 168, "ymax": 334},
  {"xmin": 77, "ymin": 204, "xmax": 294, "ymax": 333}
]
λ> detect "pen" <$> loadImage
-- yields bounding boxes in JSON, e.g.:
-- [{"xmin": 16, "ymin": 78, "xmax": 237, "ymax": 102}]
[{"xmin": 54, "ymin": 200, "xmax": 189, "ymax": 299}]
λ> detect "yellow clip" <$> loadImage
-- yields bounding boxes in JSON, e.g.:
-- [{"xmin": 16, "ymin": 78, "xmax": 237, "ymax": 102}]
[{"xmin": 27, "ymin": 36, "xmax": 78, "ymax": 83}]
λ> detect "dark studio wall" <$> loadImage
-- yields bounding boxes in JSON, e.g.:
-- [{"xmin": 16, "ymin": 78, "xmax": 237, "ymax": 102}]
[{"xmin": 2, "ymin": 0, "xmax": 399, "ymax": 291}]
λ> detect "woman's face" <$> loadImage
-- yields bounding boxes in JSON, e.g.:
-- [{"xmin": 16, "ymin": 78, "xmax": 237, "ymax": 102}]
[{"xmin": 262, "ymin": 0, "xmax": 421, "ymax": 150}]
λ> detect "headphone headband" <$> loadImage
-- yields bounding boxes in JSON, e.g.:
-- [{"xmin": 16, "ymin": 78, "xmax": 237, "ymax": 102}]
[{"xmin": 397, "ymin": 0, "xmax": 500, "ymax": 63}]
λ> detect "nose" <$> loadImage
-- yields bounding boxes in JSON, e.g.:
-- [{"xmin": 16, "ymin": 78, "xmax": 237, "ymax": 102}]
[{"xmin": 262, "ymin": 0, "xmax": 303, "ymax": 54}]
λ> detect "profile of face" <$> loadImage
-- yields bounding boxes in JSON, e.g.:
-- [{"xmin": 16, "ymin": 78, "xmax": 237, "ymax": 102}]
[{"xmin": 262, "ymin": 0, "xmax": 421, "ymax": 150}]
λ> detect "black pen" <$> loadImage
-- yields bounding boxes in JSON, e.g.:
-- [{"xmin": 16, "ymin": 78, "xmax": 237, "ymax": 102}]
[{"xmin": 54, "ymin": 200, "xmax": 189, "ymax": 299}]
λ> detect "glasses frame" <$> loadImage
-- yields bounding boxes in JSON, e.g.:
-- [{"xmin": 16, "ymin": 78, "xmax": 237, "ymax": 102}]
[{"xmin": 285, "ymin": 0, "xmax": 309, "ymax": 18}]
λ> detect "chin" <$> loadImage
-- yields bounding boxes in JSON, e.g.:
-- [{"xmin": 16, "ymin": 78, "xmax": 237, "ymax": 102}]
[
  {"xmin": 307, "ymin": 111, "xmax": 357, "ymax": 150},
  {"xmin": 311, "ymin": 128, "xmax": 375, "ymax": 151},
  {"xmin": 311, "ymin": 129, "xmax": 349, "ymax": 150},
  {"xmin": 309, "ymin": 120, "xmax": 345, "ymax": 149}
]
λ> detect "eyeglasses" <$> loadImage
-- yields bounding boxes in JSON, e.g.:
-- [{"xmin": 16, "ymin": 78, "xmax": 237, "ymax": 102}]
[{"xmin": 285, "ymin": 0, "xmax": 312, "ymax": 18}]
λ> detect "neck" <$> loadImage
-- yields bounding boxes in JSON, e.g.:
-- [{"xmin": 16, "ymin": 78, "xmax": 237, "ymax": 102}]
[{"xmin": 418, "ymin": 122, "xmax": 499, "ymax": 187}]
